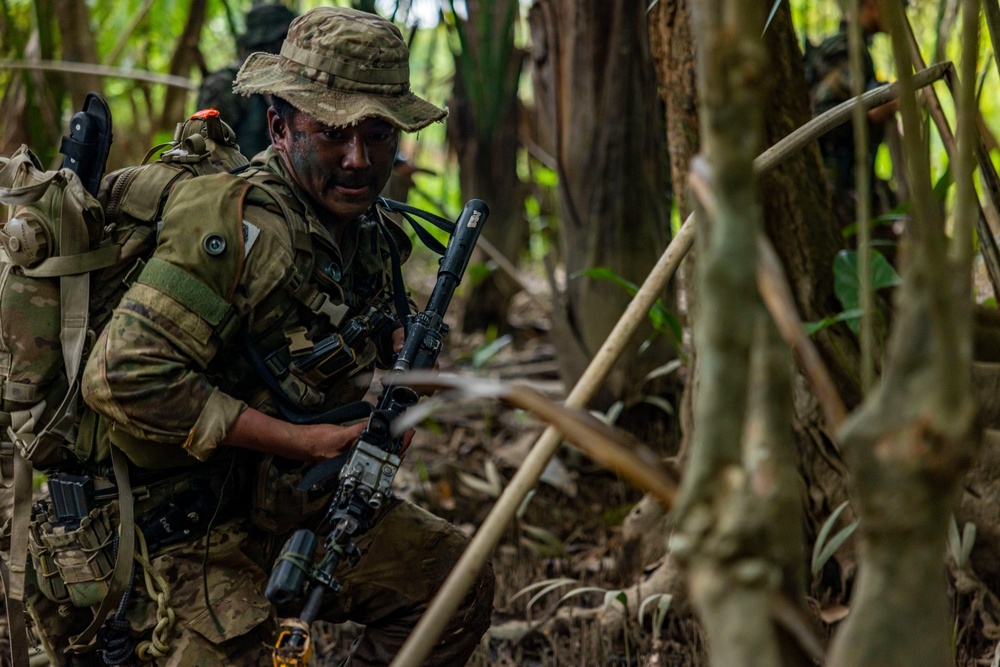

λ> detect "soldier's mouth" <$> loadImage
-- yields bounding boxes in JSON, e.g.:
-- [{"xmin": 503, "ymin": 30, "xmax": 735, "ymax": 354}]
[{"xmin": 335, "ymin": 184, "xmax": 370, "ymax": 197}]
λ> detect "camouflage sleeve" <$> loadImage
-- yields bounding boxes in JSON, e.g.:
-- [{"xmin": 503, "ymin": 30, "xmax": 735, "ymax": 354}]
[{"xmin": 82, "ymin": 174, "xmax": 295, "ymax": 462}]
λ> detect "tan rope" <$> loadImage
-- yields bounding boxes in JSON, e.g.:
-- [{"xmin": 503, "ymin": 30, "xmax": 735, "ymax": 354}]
[{"xmin": 132, "ymin": 527, "xmax": 175, "ymax": 660}]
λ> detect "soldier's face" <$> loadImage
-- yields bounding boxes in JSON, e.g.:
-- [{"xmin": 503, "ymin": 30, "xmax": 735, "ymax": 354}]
[
  {"xmin": 270, "ymin": 108, "xmax": 399, "ymax": 228},
  {"xmin": 860, "ymin": 0, "xmax": 888, "ymax": 34}
]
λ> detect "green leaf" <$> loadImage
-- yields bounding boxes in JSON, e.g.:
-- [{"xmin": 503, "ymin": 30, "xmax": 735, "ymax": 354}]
[
  {"xmin": 812, "ymin": 500, "xmax": 853, "ymax": 575},
  {"xmin": 832, "ymin": 249, "xmax": 900, "ymax": 333},
  {"xmin": 961, "ymin": 522, "xmax": 977, "ymax": 568},
  {"xmin": 640, "ymin": 593, "xmax": 673, "ymax": 640},
  {"xmin": 555, "ymin": 586, "xmax": 609, "ymax": 608},
  {"xmin": 509, "ymin": 577, "xmax": 577, "ymax": 604},
  {"xmin": 574, "ymin": 267, "xmax": 683, "ymax": 345},
  {"xmin": 516, "ymin": 488, "xmax": 537, "ymax": 518},
  {"xmin": 932, "ymin": 164, "xmax": 954, "ymax": 202},
  {"xmin": 804, "ymin": 308, "xmax": 864, "ymax": 336},
  {"xmin": 814, "ymin": 521, "xmax": 858, "ymax": 577},
  {"xmin": 471, "ymin": 334, "xmax": 513, "ymax": 369},
  {"xmin": 644, "ymin": 359, "xmax": 684, "ymax": 382}
]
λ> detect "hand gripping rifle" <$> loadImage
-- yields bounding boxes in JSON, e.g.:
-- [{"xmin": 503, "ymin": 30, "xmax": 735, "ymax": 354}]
[{"xmin": 265, "ymin": 199, "xmax": 489, "ymax": 667}]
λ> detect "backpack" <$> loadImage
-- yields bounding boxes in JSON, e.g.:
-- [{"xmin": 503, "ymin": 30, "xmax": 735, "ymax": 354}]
[
  {"xmin": 0, "ymin": 99, "xmax": 248, "ymax": 665},
  {"xmin": 0, "ymin": 107, "xmax": 247, "ymax": 470}
]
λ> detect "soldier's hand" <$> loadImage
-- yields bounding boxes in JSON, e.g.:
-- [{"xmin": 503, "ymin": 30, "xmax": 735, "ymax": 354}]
[{"xmin": 304, "ymin": 422, "xmax": 365, "ymax": 462}]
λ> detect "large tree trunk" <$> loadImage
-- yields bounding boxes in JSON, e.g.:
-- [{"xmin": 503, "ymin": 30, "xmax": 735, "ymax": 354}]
[
  {"xmin": 638, "ymin": 1, "xmax": 989, "ymax": 665},
  {"xmin": 648, "ymin": 0, "xmax": 857, "ymax": 539},
  {"xmin": 528, "ymin": 0, "xmax": 673, "ymax": 408}
]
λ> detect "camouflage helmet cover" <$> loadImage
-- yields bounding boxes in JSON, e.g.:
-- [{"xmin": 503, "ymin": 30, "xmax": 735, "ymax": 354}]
[
  {"xmin": 243, "ymin": 3, "xmax": 297, "ymax": 49},
  {"xmin": 233, "ymin": 6, "xmax": 447, "ymax": 132}
]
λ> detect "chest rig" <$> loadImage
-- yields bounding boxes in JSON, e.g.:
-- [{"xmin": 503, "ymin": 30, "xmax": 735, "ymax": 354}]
[{"xmin": 230, "ymin": 165, "xmax": 408, "ymax": 423}]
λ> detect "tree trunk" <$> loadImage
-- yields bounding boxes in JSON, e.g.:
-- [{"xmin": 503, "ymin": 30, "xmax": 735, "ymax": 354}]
[
  {"xmin": 674, "ymin": 2, "xmax": 812, "ymax": 664},
  {"xmin": 53, "ymin": 0, "xmax": 103, "ymax": 107},
  {"xmin": 528, "ymin": 0, "xmax": 673, "ymax": 408},
  {"xmin": 446, "ymin": 0, "xmax": 527, "ymax": 334},
  {"xmin": 649, "ymin": 0, "xmax": 698, "ymax": 220},
  {"xmin": 158, "ymin": 0, "xmax": 206, "ymax": 132},
  {"xmin": 828, "ymin": 2, "xmax": 981, "ymax": 664}
]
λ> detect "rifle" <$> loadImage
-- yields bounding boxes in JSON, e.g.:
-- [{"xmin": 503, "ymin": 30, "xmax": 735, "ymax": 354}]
[{"xmin": 265, "ymin": 199, "xmax": 489, "ymax": 667}]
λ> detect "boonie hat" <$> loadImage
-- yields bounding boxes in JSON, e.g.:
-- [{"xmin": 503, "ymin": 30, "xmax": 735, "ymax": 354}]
[
  {"xmin": 243, "ymin": 3, "xmax": 297, "ymax": 49},
  {"xmin": 234, "ymin": 6, "xmax": 447, "ymax": 132}
]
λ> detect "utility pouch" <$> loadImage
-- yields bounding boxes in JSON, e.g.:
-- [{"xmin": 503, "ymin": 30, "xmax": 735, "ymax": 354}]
[
  {"xmin": 138, "ymin": 484, "xmax": 214, "ymax": 554},
  {"xmin": 250, "ymin": 455, "xmax": 330, "ymax": 533},
  {"xmin": 290, "ymin": 331, "xmax": 359, "ymax": 387},
  {"xmin": 29, "ymin": 487, "xmax": 116, "ymax": 608}
]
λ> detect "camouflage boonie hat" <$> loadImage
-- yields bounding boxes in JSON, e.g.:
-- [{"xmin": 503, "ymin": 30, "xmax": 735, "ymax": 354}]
[
  {"xmin": 243, "ymin": 3, "xmax": 297, "ymax": 49},
  {"xmin": 234, "ymin": 6, "xmax": 447, "ymax": 132}
]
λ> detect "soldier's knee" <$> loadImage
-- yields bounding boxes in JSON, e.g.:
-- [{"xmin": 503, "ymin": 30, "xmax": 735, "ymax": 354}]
[{"xmin": 464, "ymin": 561, "xmax": 496, "ymax": 636}]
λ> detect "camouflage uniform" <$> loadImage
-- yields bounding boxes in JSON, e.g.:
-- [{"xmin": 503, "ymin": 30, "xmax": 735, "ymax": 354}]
[
  {"xmin": 196, "ymin": 4, "xmax": 297, "ymax": 160},
  {"xmin": 26, "ymin": 8, "xmax": 492, "ymax": 666},
  {"xmin": 809, "ymin": 23, "xmax": 889, "ymax": 228}
]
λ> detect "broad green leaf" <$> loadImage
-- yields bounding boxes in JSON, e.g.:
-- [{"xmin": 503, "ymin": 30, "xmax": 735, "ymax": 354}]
[{"xmin": 832, "ymin": 248, "xmax": 900, "ymax": 333}]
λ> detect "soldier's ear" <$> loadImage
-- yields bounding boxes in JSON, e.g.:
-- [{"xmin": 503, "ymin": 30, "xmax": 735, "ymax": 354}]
[{"xmin": 268, "ymin": 107, "xmax": 290, "ymax": 151}]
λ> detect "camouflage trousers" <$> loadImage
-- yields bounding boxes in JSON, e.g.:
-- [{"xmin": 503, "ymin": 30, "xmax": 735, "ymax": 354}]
[
  {"xmin": 26, "ymin": 498, "xmax": 494, "ymax": 666},
  {"xmin": 0, "ymin": 480, "xmax": 11, "ymax": 667}
]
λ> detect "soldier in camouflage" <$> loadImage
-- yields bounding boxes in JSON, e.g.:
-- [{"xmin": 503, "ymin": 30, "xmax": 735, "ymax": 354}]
[
  {"xmin": 29, "ymin": 7, "xmax": 494, "ymax": 666},
  {"xmin": 809, "ymin": 0, "xmax": 899, "ymax": 229},
  {"xmin": 197, "ymin": 3, "xmax": 297, "ymax": 160}
]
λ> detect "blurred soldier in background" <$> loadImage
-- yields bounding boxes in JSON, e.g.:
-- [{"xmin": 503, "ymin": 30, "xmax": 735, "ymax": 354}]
[
  {"xmin": 197, "ymin": 3, "xmax": 297, "ymax": 159},
  {"xmin": 807, "ymin": 0, "xmax": 900, "ymax": 230}
]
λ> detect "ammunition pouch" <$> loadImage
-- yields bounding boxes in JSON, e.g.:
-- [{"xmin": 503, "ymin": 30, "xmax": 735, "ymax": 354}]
[
  {"xmin": 29, "ymin": 495, "xmax": 115, "ymax": 608},
  {"xmin": 27, "ymin": 465, "xmax": 240, "ymax": 608}
]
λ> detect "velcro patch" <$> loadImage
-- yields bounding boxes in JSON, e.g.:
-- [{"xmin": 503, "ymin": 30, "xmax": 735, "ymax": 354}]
[{"xmin": 242, "ymin": 220, "xmax": 261, "ymax": 259}]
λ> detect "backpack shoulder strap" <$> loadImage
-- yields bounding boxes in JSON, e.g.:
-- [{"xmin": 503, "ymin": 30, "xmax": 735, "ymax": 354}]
[{"xmin": 241, "ymin": 169, "xmax": 350, "ymax": 327}]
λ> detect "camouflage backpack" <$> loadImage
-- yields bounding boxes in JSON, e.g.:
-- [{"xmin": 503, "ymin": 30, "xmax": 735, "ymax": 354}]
[
  {"xmin": 0, "ymin": 100, "xmax": 247, "ymax": 665},
  {"xmin": 0, "ymin": 107, "xmax": 247, "ymax": 471}
]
